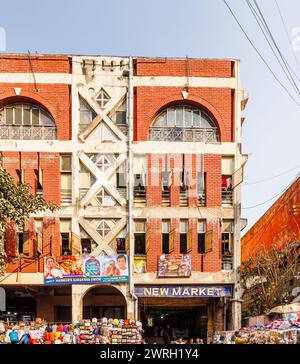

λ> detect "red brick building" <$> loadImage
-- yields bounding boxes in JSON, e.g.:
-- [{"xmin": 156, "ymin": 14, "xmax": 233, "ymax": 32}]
[
  {"xmin": 242, "ymin": 176, "xmax": 300, "ymax": 262},
  {"xmin": 0, "ymin": 54, "xmax": 248, "ymax": 340}
]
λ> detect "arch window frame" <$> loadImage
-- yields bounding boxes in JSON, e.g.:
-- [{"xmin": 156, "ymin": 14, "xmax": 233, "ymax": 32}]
[
  {"xmin": 153, "ymin": 105, "xmax": 216, "ymax": 129},
  {"xmin": 1, "ymin": 102, "xmax": 56, "ymax": 127}
]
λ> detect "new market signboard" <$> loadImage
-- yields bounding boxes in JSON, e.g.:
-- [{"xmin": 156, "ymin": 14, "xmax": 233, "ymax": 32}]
[
  {"xmin": 134, "ymin": 285, "xmax": 233, "ymax": 298},
  {"xmin": 157, "ymin": 254, "xmax": 191, "ymax": 277},
  {"xmin": 44, "ymin": 254, "xmax": 129, "ymax": 285}
]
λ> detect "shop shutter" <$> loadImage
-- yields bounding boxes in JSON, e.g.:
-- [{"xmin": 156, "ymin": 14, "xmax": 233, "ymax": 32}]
[
  {"xmin": 71, "ymin": 232, "xmax": 81, "ymax": 255},
  {"xmin": 169, "ymin": 229, "xmax": 175, "ymax": 253},
  {"xmin": 186, "ymin": 229, "xmax": 192, "ymax": 253},
  {"xmin": 22, "ymin": 231, "xmax": 30, "ymax": 255},
  {"xmin": 204, "ymin": 230, "xmax": 213, "ymax": 253}
]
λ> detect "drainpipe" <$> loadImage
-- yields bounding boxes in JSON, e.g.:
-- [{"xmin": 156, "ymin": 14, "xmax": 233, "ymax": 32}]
[{"xmin": 127, "ymin": 56, "xmax": 138, "ymax": 316}]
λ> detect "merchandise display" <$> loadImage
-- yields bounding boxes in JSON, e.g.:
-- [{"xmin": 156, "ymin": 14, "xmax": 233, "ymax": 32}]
[
  {"xmin": 0, "ymin": 317, "xmax": 143, "ymax": 344},
  {"xmin": 213, "ymin": 318, "xmax": 300, "ymax": 344}
]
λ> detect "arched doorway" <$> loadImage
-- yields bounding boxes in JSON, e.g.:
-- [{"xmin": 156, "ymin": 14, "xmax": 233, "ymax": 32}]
[{"xmin": 82, "ymin": 285, "xmax": 127, "ymax": 320}]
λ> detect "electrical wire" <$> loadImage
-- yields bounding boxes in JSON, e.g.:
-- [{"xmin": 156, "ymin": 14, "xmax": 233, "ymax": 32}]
[
  {"xmin": 223, "ymin": 0, "xmax": 300, "ymax": 106},
  {"xmin": 241, "ymin": 171, "xmax": 300, "ymax": 209},
  {"xmin": 274, "ymin": 0, "xmax": 300, "ymax": 76},
  {"xmin": 243, "ymin": 164, "xmax": 300, "ymax": 186},
  {"xmin": 250, "ymin": 0, "xmax": 300, "ymax": 95},
  {"xmin": 246, "ymin": 0, "xmax": 300, "ymax": 97}
]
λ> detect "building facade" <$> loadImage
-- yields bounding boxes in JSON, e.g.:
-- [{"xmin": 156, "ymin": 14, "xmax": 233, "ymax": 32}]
[{"xmin": 0, "ymin": 54, "xmax": 248, "ymax": 338}]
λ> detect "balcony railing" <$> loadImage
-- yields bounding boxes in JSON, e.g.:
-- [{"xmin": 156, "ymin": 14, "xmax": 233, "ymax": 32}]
[
  {"xmin": 61, "ymin": 189, "xmax": 72, "ymax": 205},
  {"xmin": 0, "ymin": 125, "xmax": 57, "ymax": 140},
  {"xmin": 197, "ymin": 190, "xmax": 206, "ymax": 207},
  {"xmin": 180, "ymin": 189, "xmax": 188, "ymax": 207},
  {"xmin": 222, "ymin": 255, "xmax": 233, "ymax": 270},
  {"xmin": 149, "ymin": 127, "xmax": 219, "ymax": 142},
  {"xmin": 134, "ymin": 188, "xmax": 146, "ymax": 206},
  {"xmin": 222, "ymin": 189, "xmax": 233, "ymax": 206},
  {"xmin": 162, "ymin": 189, "xmax": 171, "ymax": 206}
]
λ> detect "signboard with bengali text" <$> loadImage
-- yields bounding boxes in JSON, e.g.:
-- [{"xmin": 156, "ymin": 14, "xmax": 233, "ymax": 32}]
[{"xmin": 44, "ymin": 254, "xmax": 129, "ymax": 285}]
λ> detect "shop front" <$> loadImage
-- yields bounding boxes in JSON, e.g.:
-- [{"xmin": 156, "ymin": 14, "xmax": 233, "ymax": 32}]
[{"xmin": 135, "ymin": 285, "xmax": 233, "ymax": 343}]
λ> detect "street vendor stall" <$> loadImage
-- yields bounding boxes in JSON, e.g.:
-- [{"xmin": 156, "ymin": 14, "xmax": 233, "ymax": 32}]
[{"xmin": 0, "ymin": 317, "xmax": 143, "ymax": 344}]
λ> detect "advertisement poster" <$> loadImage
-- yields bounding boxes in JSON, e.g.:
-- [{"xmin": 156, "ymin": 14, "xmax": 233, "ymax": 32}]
[
  {"xmin": 157, "ymin": 254, "xmax": 191, "ymax": 277},
  {"xmin": 44, "ymin": 254, "xmax": 129, "ymax": 285}
]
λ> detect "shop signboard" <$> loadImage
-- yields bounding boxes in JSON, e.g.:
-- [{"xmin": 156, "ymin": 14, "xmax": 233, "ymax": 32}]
[
  {"xmin": 157, "ymin": 254, "xmax": 191, "ymax": 277},
  {"xmin": 134, "ymin": 285, "xmax": 233, "ymax": 298},
  {"xmin": 44, "ymin": 254, "xmax": 129, "ymax": 285}
]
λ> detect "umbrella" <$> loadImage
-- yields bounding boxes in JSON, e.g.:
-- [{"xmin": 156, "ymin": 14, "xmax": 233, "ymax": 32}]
[{"xmin": 268, "ymin": 302, "xmax": 300, "ymax": 314}]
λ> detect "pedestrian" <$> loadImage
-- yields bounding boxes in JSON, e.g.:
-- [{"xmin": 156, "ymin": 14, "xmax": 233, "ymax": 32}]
[
  {"xmin": 9, "ymin": 327, "xmax": 19, "ymax": 344},
  {"xmin": 188, "ymin": 338, "xmax": 195, "ymax": 344},
  {"xmin": 196, "ymin": 337, "xmax": 204, "ymax": 344}
]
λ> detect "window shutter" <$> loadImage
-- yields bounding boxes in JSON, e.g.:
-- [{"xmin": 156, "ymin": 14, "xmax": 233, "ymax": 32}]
[
  {"xmin": 125, "ymin": 233, "xmax": 130, "ymax": 253},
  {"xmin": 169, "ymin": 229, "xmax": 175, "ymax": 253},
  {"xmin": 71, "ymin": 232, "xmax": 81, "ymax": 255},
  {"xmin": 23, "ymin": 231, "xmax": 30, "ymax": 255},
  {"xmin": 186, "ymin": 229, "xmax": 192, "ymax": 253},
  {"xmin": 204, "ymin": 230, "xmax": 213, "ymax": 253},
  {"xmin": 145, "ymin": 225, "xmax": 150, "ymax": 254},
  {"xmin": 37, "ymin": 231, "xmax": 43, "ymax": 254}
]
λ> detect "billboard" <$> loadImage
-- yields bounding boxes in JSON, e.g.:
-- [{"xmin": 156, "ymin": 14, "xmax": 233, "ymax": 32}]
[
  {"xmin": 44, "ymin": 254, "xmax": 129, "ymax": 285},
  {"xmin": 157, "ymin": 254, "xmax": 191, "ymax": 277}
]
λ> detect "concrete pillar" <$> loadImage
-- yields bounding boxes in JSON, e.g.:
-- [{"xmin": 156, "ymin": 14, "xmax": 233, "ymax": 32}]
[
  {"xmin": 230, "ymin": 299, "xmax": 242, "ymax": 330},
  {"xmin": 126, "ymin": 296, "xmax": 136, "ymax": 320},
  {"xmin": 72, "ymin": 285, "xmax": 85, "ymax": 322}
]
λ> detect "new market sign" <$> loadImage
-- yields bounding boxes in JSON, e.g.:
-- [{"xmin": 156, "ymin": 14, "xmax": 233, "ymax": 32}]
[{"xmin": 134, "ymin": 285, "xmax": 233, "ymax": 298}]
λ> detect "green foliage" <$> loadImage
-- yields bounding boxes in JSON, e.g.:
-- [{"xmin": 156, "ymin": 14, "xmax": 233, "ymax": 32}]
[{"xmin": 0, "ymin": 167, "xmax": 57, "ymax": 229}]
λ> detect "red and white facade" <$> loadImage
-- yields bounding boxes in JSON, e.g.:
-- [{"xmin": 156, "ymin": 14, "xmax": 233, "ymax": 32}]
[{"xmin": 0, "ymin": 54, "xmax": 248, "ymax": 337}]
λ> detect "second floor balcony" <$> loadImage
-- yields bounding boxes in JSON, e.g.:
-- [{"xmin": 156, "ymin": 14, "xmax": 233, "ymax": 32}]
[{"xmin": 149, "ymin": 127, "xmax": 219, "ymax": 143}]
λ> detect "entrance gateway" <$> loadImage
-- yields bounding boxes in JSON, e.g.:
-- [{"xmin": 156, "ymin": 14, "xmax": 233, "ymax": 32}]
[{"xmin": 135, "ymin": 285, "xmax": 233, "ymax": 343}]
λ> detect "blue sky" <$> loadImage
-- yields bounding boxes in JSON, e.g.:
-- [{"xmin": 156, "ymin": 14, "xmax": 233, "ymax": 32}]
[{"xmin": 1, "ymin": 0, "xmax": 300, "ymax": 233}]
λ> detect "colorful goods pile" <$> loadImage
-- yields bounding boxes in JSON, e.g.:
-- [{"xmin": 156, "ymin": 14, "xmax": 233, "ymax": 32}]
[{"xmin": 0, "ymin": 318, "xmax": 143, "ymax": 344}]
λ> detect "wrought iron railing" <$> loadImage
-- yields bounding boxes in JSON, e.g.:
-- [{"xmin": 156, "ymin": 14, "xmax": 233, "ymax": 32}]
[
  {"xmin": 162, "ymin": 189, "xmax": 171, "ymax": 206},
  {"xmin": 0, "ymin": 125, "xmax": 57, "ymax": 140},
  {"xmin": 222, "ymin": 189, "xmax": 233, "ymax": 206},
  {"xmin": 180, "ymin": 189, "xmax": 188, "ymax": 207},
  {"xmin": 197, "ymin": 190, "xmax": 206, "ymax": 207},
  {"xmin": 222, "ymin": 255, "xmax": 233, "ymax": 270},
  {"xmin": 61, "ymin": 189, "xmax": 72, "ymax": 205},
  {"xmin": 149, "ymin": 127, "xmax": 219, "ymax": 142},
  {"xmin": 134, "ymin": 188, "xmax": 146, "ymax": 205}
]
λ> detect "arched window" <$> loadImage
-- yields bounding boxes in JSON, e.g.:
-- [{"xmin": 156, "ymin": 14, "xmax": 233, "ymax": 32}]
[
  {"xmin": 149, "ymin": 105, "xmax": 219, "ymax": 142},
  {"xmin": 0, "ymin": 103, "xmax": 57, "ymax": 140}
]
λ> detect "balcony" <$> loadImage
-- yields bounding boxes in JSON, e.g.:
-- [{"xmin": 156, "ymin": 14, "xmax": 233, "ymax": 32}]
[
  {"xmin": 162, "ymin": 189, "xmax": 170, "ymax": 206},
  {"xmin": 134, "ymin": 187, "xmax": 146, "ymax": 206},
  {"xmin": 0, "ymin": 125, "xmax": 57, "ymax": 140},
  {"xmin": 149, "ymin": 127, "xmax": 219, "ymax": 142},
  {"xmin": 180, "ymin": 189, "xmax": 188, "ymax": 207},
  {"xmin": 222, "ymin": 189, "xmax": 233, "ymax": 206},
  {"xmin": 222, "ymin": 254, "xmax": 233, "ymax": 271},
  {"xmin": 61, "ymin": 189, "xmax": 72, "ymax": 205},
  {"xmin": 197, "ymin": 190, "xmax": 206, "ymax": 207}
]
